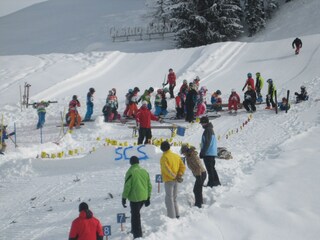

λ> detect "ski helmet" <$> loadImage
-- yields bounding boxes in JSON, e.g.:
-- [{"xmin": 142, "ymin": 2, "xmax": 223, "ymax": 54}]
[
  {"xmin": 256, "ymin": 72, "xmax": 261, "ymax": 77},
  {"xmin": 72, "ymin": 95, "xmax": 78, "ymax": 100},
  {"xmin": 200, "ymin": 86, "xmax": 207, "ymax": 92},
  {"xmin": 133, "ymin": 87, "xmax": 140, "ymax": 92},
  {"xmin": 112, "ymin": 88, "xmax": 116, "ymax": 95},
  {"xmin": 216, "ymin": 90, "xmax": 221, "ymax": 95},
  {"xmin": 148, "ymin": 87, "xmax": 154, "ymax": 93},
  {"xmin": 300, "ymin": 85, "xmax": 306, "ymax": 90},
  {"xmin": 183, "ymin": 79, "xmax": 187, "ymax": 84},
  {"xmin": 247, "ymin": 73, "xmax": 252, "ymax": 78},
  {"xmin": 89, "ymin": 87, "xmax": 95, "ymax": 93},
  {"xmin": 267, "ymin": 78, "xmax": 273, "ymax": 84},
  {"xmin": 169, "ymin": 68, "xmax": 173, "ymax": 72},
  {"xmin": 195, "ymin": 76, "xmax": 200, "ymax": 81},
  {"xmin": 128, "ymin": 88, "xmax": 133, "ymax": 93}
]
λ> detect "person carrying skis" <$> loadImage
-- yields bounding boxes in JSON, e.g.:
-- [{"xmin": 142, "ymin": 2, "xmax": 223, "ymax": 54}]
[
  {"xmin": 180, "ymin": 144, "xmax": 207, "ymax": 208},
  {"xmin": 265, "ymin": 79, "xmax": 277, "ymax": 109},
  {"xmin": 294, "ymin": 85, "xmax": 309, "ymax": 103},
  {"xmin": 175, "ymin": 92, "xmax": 185, "ymax": 119},
  {"xmin": 136, "ymin": 101, "xmax": 160, "ymax": 145},
  {"xmin": 102, "ymin": 90, "xmax": 119, "ymax": 122},
  {"xmin": 196, "ymin": 86, "xmax": 208, "ymax": 116},
  {"xmin": 210, "ymin": 90, "xmax": 222, "ymax": 111},
  {"xmin": 0, "ymin": 125, "xmax": 15, "ymax": 154},
  {"xmin": 163, "ymin": 68, "xmax": 176, "ymax": 99},
  {"xmin": 139, "ymin": 87, "xmax": 154, "ymax": 110},
  {"xmin": 243, "ymin": 85, "xmax": 257, "ymax": 113},
  {"xmin": 292, "ymin": 37, "xmax": 302, "ymax": 55},
  {"xmin": 255, "ymin": 72, "xmax": 264, "ymax": 103},
  {"xmin": 228, "ymin": 89, "xmax": 241, "ymax": 113},
  {"xmin": 69, "ymin": 202, "xmax": 104, "ymax": 240},
  {"xmin": 127, "ymin": 87, "xmax": 140, "ymax": 118},
  {"xmin": 199, "ymin": 116, "xmax": 221, "ymax": 187},
  {"xmin": 279, "ymin": 97, "xmax": 291, "ymax": 111},
  {"xmin": 185, "ymin": 82, "xmax": 198, "ymax": 122},
  {"xmin": 160, "ymin": 141, "xmax": 186, "ymax": 219},
  {"xmin": 68, "ymin": 95, "xmax": 81, "ymax": 130},
  {"xmin": 242, "ymin": 73, "xmax": 255, "ymax": 91},
  {"xmin": 122, "ymin": 156, "xmax": 152, "ymax": 239},
  {"xmin": 83, "ymin": 87, "xmax": 95, "ymax": 121},
  {"xmin": 32, "ymin": 100, "xmax": 50, "ymax": 129},
  {"xmin": 123, "ymin": 89, "xmax": 133, "ymax": 117}
]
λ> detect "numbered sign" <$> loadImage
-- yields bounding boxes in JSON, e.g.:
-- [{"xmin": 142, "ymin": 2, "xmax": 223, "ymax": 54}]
[
  {"xmin": 117, "ymin": 213, "xmax": 126, "ymax": 223},
  {"xmin": 103, "ymin": 225, "xmax": 111, "ymax": 236},
  {"xmin": 155, "ymin": 174, "xmax": 163, "ymax": 183}
]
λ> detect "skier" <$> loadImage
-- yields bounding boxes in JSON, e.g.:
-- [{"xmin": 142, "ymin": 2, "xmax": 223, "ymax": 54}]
[
  {"xmin": 292, "ymin": 37, "xmax": 302, "ymax": 55},
  {"xmin": 193, "ymin": 76, "xmax": 200, "ymax": 91},
  {"xmin": 294, "ymin": 85, "xmax": 309, "ymax": 103},
  {"xmin": 68, "ymin": 202, "xmax": 104, "ymax": 240},
  {"xmin": 68, "ymin": 95, "xmax": 81, "ymax": 130},
  {"xmin": 83, "ymin": 87, "xmax": 95, "ymax": 121},
  {"xmin": 180, "ymin": 144, "xmax": 207, "ymax": 208},
  {"xmin": 196, "ymin": 86, "xmax": 208, "ymax": 116},
  {"xmin": 265, "ymin": 79, "xmax": 277, "ymax": 109},
  {"xmin": 123, "ymin": 89, "xmax": 133, "ymax": 117},
  {"xmin": 175, "ymin": 92, "xmax": 185, "ymax": 119},
  {"xmin": 210, "ymin": 90, "xmax": 222, "ymax": 111},
  {"xmin": 154, "ymin": 88, "xmax": 168, "ymax": 116},
  {"xmin": 228, "ymin": 89, "xmax": 241, "ymax": 114},
  {"xmin": 243, "ymin": 85, "xmax": 257, "ymax": 113},
  {"xmin": 0, "ymin": 125, "xmax": 15, "ymax": 154},
  {"xmin": 127, "ymin": 87, "xmax": 140, "ymax": 118},
  {"xmin": 136, "ymin": 101, "xmax": 160, "ymax": 145},
  {"xmin": 163, "ymin": 68, "xmax": 176, "ymax": 99},
  {"xmin": 242, "ymin": 73, "xmax": 255, "ymax": 91},
  {"xmin": 279, "ymin": 97, "xmax": 291, "ymax": 111},
  {"xmin": 160, "ymin": 141, "xmax": 186, "ymax": 219},
  {"xmin": 102, "ymin": 90, "xmax": 119, "ymax": 122},
  {"xmin": 139, "ymin": 87, "xmax": 154, "ymax": 110},
  {"xmin": 199, "ymin": 116, "xmax": 221, "ymax": 187},
  {"xmin": 179, "ymin": 79, "xmax": 189, "ymax": 96},
  {"xmin": 185, "ymin": 82, "xmax": 198, "ymax": 122},
  {"xmin": 32, "ymin": 100, "xmax": 50, "ymax": 129},
  {"xmin": 255, "ymin": 72, "xmax": 264, "ymax": 103},
  {"xmin": 122, "ymin": 156, "xmax": 152, "ymax": 239}
]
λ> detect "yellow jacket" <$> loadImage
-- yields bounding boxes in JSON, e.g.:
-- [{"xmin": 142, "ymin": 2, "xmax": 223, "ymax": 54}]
[{"xmin": 160, "ymin": 150, "xmax": 186, "ymax": 182}]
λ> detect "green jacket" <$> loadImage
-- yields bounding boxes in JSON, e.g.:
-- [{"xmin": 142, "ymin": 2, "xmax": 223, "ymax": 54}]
[{"xmin": 122, "ymin": 164, "xmax": 152, "ymax": 202}]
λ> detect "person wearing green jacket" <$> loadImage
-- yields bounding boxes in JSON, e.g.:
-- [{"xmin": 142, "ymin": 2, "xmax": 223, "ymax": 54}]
[
  {"xmin": 122, "ymin": 156, "xmax": 152, "ymax": 239},
  {"xmin": 32, "ymin": 101, "xmax": 50, "ymax": 129}
]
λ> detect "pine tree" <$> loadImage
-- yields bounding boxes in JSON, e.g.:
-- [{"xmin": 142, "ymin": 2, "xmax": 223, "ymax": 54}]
[
  {"xmin": 264, "ymin": 0, "xmax": 279, "ymax": 19},
  {"xmin": 146, "ymin": 0, "xmax": 171, "ymax": 25},
  {"xmin": 244, "ymin": 0, "xmax": 266, "ymax": 37}
]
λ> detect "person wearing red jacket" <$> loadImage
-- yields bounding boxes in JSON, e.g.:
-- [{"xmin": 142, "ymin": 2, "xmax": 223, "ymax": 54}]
[
  {"xmin": 228, "ymin": 89, "xmax": 241, "ymax": 113},
  {"xmin": 242, "ymin": 73, "xmax": 255, "ymax": 91},
  {"xmin": 164, "ymin": 68, "xmax": 176, "ymax": 99},
  {"xmin": 69, "ymin": 202, "xmax": 103, "ymax": 240},
  {"xmin": 68, "ymin": 95, "xmax": 81, "ymax": 130},
  {"xmin": 136, "ymin": 101, "xmax": 160, "ymax": 145}
]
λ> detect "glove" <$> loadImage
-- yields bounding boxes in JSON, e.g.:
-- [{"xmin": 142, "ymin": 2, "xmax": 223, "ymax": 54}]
[
  {"xmin": 145, "ymin": 198, "xmax": 150, "ymax": 207},
  {"xmin": 9, "ymin": 132, "xmax": 15, "ymax": 136},
  {"xmin": 199, "ymin": 151, "xmax": 204, "ymax": 159},
  {"xmin": 122, "ymin": 198, "xmax": 127, "ymax": 208},
  {"xmin": 158, "ymin": 117, "xmax": 163, "ymax": 123},
  {"xmin": 176, "ymin": 175, "xmax": 183, "ymax": 183},
  {"xmin": 294, "ymin": 92, "xmax": 298, "ymax": 96}
]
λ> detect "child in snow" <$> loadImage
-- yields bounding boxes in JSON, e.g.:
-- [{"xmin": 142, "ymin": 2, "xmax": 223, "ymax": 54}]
[
  {"xmin": 228, "ymin": 89, "xmax": 241, "ymax": 113},
  {"xmin": 243, "ymin": 85, "xmax": 257, "ymax": 113},
  {"xmin": 32, "ymin": 100, "xmax": 50, "ymax": 129},
  {"xmin": 123, "ymin": 89, "xmax": 133, "ymax": 117},
  {"xmin": 255, "ymin": 72, "xmax": 264, "ymax": 103},
  {"xmin": 265, "ymin": 79, "xmax": 277, "ymax": 109},
  {"xmin": 279, "ymin": 97, "xmax": 291, "ymax": 111},
  {"xmin": 196, "ymin": 86, "xmax": 207, "ymax": 116},
  {"xmin": 175, "ymin": 92, "xmax": 185, "ymax": 119},
  {"xmin": 139, "ymin": 87, "xmax": 154, "ymax": 110},
  {"xmin": 83, "ymin": 87, "xmax": 95, "ymax": 121},
  {"xmin": 103, "ymin": 90, "xmax": 119, "ymax": 122},
  {"xmin": 68, "ymin": 95, "xmax": 81, "ymax": 130},
  {"xmin": 210, "ymin": 90, "xmax": 222, "ymax": 111},
  {"xmin": 127, "ymin": 87, "xmax": 140, "ymax": 118},
  {"xmin": 294, "ymin": 85, "xmax": 309, "ymax": 103},
  {"xmin": 0, "ymin": 125, "xmax": 15, "ymax": 154},
  {"xmin": 242, "ymin": 73, "xmax": 255, "ymax": 91}
]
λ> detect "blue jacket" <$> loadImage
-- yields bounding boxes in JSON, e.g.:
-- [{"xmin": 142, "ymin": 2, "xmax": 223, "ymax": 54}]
[{"xmin": 200, "ymin": 122, "xmax": 217, "ymax": 156}]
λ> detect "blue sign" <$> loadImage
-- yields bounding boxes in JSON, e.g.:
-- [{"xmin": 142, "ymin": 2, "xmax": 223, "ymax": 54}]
[
  {"xmin": 117, "ymin": 213, "xmax": 126, "ymax": 223},
  {"xmin": 155, "ymin": 174, "xmax": 163, "ymax": 183},
  {"xmin": 103, "ymin": 225, "xmax": 111, "ymax": 236},
  {"xmin": 115, "ymin": 145, "xmax": 149, "ymax": 161}
]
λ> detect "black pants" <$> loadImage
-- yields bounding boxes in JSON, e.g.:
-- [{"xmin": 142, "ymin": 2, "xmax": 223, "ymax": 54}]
[
  {"xmin": 185, "ymin": 103, "xmax": 195, "ymax": 122},
  {"xmin": 169, "ymin": 84, "xmax": 175, "ymax": 98},
  {"xmin": 243, "ymin": 100, "xmax": 256, "ymax": 112},
  {"xmin": 130, "ymin": 201, "xmax": 144, "ymax": 239},
  {"xmin": 176, "ymin": 107, "xmax": 184, "ymax": 119},
  {"xmin": 266, "ymin": 94, "xmax": 276, "ymax": 107},
  {"xmin": 203, "ymin": 156, "xmax": 221, "ymax": 187},
  {"xmin": 138, "ymin": 128, "xmax": 152, "ymax": 145},
  {"xmin": 194, "ymin": 171, "xmax": 207, "ymax": 208}
]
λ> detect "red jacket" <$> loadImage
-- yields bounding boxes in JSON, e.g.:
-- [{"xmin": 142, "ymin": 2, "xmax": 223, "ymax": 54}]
[
  {"xmin": 136, "ymin": 105, "xmax": 158, "ymax": 128},
  {"xmin": 243, "ymin": 77, "xmax": 255, "ymax": 91},
  {"xmin": 69, "ymin": 99, "xmax": 81, "ymax": 113},
  {"xmin": 167, "ymin": 72, "xmax": 176, "ymax": 85},
  {"xmin": 69, "ymin": 210, "xmax": 103, "ymax": 240}
]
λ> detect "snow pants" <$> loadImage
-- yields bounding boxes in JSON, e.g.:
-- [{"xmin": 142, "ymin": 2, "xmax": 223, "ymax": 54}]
[
  {"xmin": 138, "ymin": 128, "xmax": 152, "ymax": 145},
  {"xmin": 69, "ymin": 112, "xmax": 81, "ymax": 129},
  {"xmin": 203, "ymin": 156, "xmax": 221, "ymax": 187},
  {"xmin": 196, "ymin": 103, "xmax": 206, "ymax": 116},
  {"xmin": 127, "ymin": 103, "xmax": 138, "ymax": 118},
  {"xmin": 37, "ymin": 112, "xmax": 46, "ymax": 129},
  {"xmin": 84, "ymin": 102, "xmax": 93, "ymax": 120},
  {"xmin": 266, "ymin": 94, "xmax": 276, "ymax": 108},
  {"xmin": 169, "ymin": 84, "xmax": 175, "ymax": 98},
  {"xmin": 194, "ymin": 171, "xmax": 207, "ymax": 208},
  {"xmin": 130, "ymin": 201, "xmax": 144, "ymax": 239},
  {"xmin": 164, "ymin": 181, "xmax": 180, "ymax": 218},
  {"xmin": 185, "ymin": 103, "xmax": 195, "ymax": 122},
  {"xmin": 154, "ymin": 106, "xmax": 168, "ymax": 116},
  {"xmin": 243, "ymin": 100, "xmax": 256, "ymax": 112},
  {"xmin": 228, "ymin": 100, "xmax": 238, "ymax": 111}
]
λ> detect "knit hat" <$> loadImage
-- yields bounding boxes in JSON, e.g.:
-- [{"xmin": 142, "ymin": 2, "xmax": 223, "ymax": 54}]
[
  {"xmin": 130, "ymin": 156, "xmax": 139, "ymax": 165},
  {"xmin": 160, "ymin": 141, "xmax": 170, "ymax": 152},
  {"xmin": 200, "ymin": 116, "xmax": 209, "ymax": 124},
  {"xmin": 79, "ymin": 202, "xmax": 89, "ymax": 212}
]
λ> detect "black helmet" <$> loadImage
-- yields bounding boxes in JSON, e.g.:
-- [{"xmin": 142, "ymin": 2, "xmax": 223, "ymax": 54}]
[
  {"xmin": 134, "ymin": 87, "xmax": 140, "ymax": 92},
  {"xmin": 300, "ymin": 85, "xmax": 306, "ymax": 90},
  {"xmin": 72, "ymin": 95, "xmax": 78, "ymax": 100},
  {"xmin": 216, "ymin": 90, "xmax": 221, "ymax": 95},
  {"xmin": 89, "ymin": 87, "xmax": 95, "ymax": 93},
  {"xmin": 148, "ymin": 87, "xmax": 154, "ymax": 93},
  {"xmin": 200, "ymin": 116, "xmax": 209, "ymax": 124}
]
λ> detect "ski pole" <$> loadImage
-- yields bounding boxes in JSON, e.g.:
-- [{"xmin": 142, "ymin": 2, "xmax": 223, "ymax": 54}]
[
  {"xmin": 14, "ymin": 122, "xmax": 17, "ymax": 148},
  {"xmin": 40, "ymin": 127, "xmax": 43, "ymax": 144}
]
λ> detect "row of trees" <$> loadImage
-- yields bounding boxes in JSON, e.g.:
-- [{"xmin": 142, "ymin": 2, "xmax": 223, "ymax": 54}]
[{"xmin": 146, "ymin": 0, "xmax": 286, "ymax": 48}]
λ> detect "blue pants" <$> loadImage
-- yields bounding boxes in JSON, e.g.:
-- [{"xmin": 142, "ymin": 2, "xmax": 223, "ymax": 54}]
[
  {"xmin": 84, "ymin": 103, "xmax": 93, "ymax": 120},
  {"xmin": 154, "ymin": 106, "xmax": 168, "ymax": 116},
  {"xmin": 37, "ymin": 112, "xmax": 46, "ymax": 129}
]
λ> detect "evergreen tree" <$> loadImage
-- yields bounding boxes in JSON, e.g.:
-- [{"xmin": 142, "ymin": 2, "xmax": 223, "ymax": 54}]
[
  {"xmin": 264, "ymin": 0, "xmax": 279, "ymax": 19},
  {"xmin": 146, "ymin": 0, "xmax": 171, "ymax": 25},
  {"xmin": 244, "ymin": 0, "xmax": 266, "ymax": 37}
]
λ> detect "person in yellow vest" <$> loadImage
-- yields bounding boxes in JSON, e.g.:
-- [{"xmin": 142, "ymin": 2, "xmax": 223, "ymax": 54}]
[{"xmin": 32, "ymin": 101, "xmax": 50, "ymax": 129}]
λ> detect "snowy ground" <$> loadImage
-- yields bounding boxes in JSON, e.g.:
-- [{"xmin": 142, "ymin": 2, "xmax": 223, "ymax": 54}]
[{"xmin": 1, "ymin": 0, "xmax": 320, "ymax": 240}]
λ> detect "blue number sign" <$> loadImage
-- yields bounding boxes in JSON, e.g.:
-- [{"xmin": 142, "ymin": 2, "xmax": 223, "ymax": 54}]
[
  {"xmin": 102, "ymin": 225, "xmax": 111, "ymax": 236},
  {"xmin": 117, "ymin": 213, "xmax": 126, "ymax": 223},
  {"xmin": 155, "ymin": 174, "xmax": 163, "ymax": 183}
]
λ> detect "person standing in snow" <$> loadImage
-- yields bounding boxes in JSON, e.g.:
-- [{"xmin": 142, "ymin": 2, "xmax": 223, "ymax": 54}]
[
  {"xmin": 199, "ymin": 116, "xmax": 221, "ymax": 187},
  {"xmin": 102, "ymin": 90, "xmax": 119, "ymax": 122},
  {"xmin": 228, "ymin": 89, "xmax": 241, "ymax": 113},
  {"xmin": 136, "ymin": 101, "xmax": 161, "ymax": 145},
  {"xmin": 193, "ymin": 76, "xmax": 200, "ymax": 91},
  {"xmin": 242, "ymin": 73, "xmax": 255, "ymax": 92},
  {"xmin": 139, "ymin": 87, "xmax": 154, "ymax": 110},
  {"xmin": 32, "ymin": 100, "xmax": 50, "ymax": 129},
  {"xmin": 68, "ymin": 95, "xmax": 81, "ymax": 130},
  {"xmin": 163, "ymin": 68, "xmax": 176, "ymax": 99},
  {"xmin": 255, "ymin": 72, "xmax": 264, "ymax": 103},
  {"xmin": 0, "ymin": 125, "xmax": 15, "ymax": 154},
  {"xmin": 68, "ymin": 202, "xmax": 104, "ymax": 240},
  {"xmin": 127, "ymin": 87, "xmax": 140, "ymax": 118},
  {"xmin": 185, "ymin": 82, "xmax": 198, "ymax": 122},
  {"xmin": 292, "ymin": 37, "xmax": 302, "ymax": 55},
  {"xmin": 179, "ymin": 79, "xmax": 189, "ymax": 97},
  {"xmin": 243, "ymin": 85, "xmax": 257, "ymax": 113},
  {"xmin": 265, "ymin": 79, "xmax": 277, "ymax": 109},
  {"xmin": 83, "ymin": 87, "xmax": 95, "ymax": 121},
  {"xmin": 123, "ymin": 89, "xmax": 133, "ymax": 117},
  {"xmin": 175, "ymin": 92, "xmax": 185, "ymax": 119},
  {"xmin": 196, "ymin": 86, "xmax": 208, "ymax": 116},
  {"xmin": 180, "ymin": 144, "xmax": 207, "ymax": 208},
  {"xmin": 122, "ymin": 156, "xmax": 152, "ymax": 239},
  {"xmin": 160, "ymin": 141, "xmax": 186, "ymax": 219}
]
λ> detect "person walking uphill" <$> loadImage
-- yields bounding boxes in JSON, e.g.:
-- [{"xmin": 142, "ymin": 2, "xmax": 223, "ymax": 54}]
[
  {"xmin": 180, "ymin": 145, "xmax": 207, "ymax": 208},
  {"xmin": 160, "ymin": 141, "xmax": 186, "ymax": 219},
  {"xmin": 122, "ymin": 156, "xmax": 152, "ymax": 239},
  {"xmin": 83, "ymin": 87, "xmax": 95, "ymax": 121},
  {"xmin": 164, "ymin": 68, "xmax": 176, "ymax": 99},
  {"xmin": 68, "ymin": 202, "xmax": 103, "ymax": 240},
  {"xmin": 292, "ymin": 37, "xmax": 302, "ymax": 55},
  {"xmin": 199, "ymin": 116, "xmax": 221, "ymax": 187}
]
